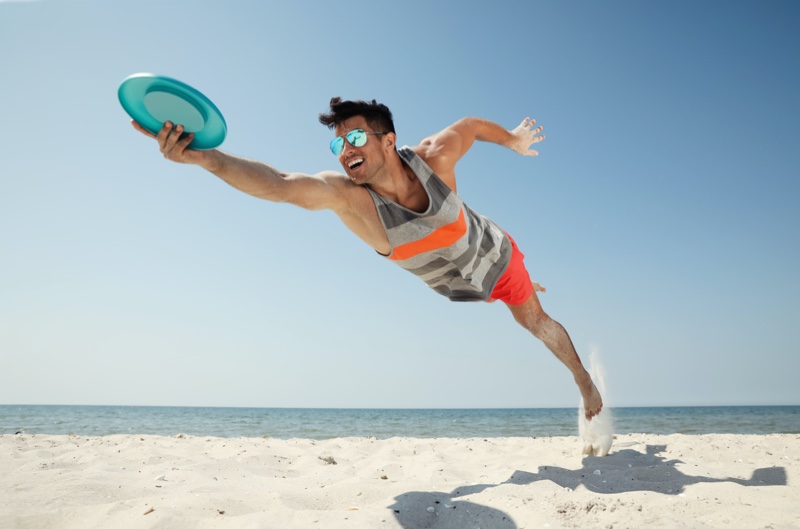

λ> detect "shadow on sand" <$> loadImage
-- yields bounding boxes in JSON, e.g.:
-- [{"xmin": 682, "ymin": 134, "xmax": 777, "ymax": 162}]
[{"xmin": 389, "ymin": 444, "xmax": 787, "ymax": 529}]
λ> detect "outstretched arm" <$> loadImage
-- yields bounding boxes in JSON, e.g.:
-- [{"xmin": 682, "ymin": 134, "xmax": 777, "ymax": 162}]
[
  {"xmin": 414, "ymin": 116, "xmax": 545, "ymax": 187},
  {"xmin": 131, "ymin": 120, "xmax": 346, "ymax": 211},
  {"xmin": 448, "ymin": 116, "xmax": 544, "ymax": 157}
]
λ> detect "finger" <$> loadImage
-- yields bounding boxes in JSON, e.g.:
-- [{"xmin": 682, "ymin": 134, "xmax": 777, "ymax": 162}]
[
  {"xmin": 156, "ymin": 121, "xmax": 175, "ymax": 149},
  {"xmin": 163, "ymin": 124, "xmax": 185, "ymax": 152},
  {"xmin": 130, "ymin": 120, "xmax": 157, "ymax": 139},
  {"xmin": 519, "ymin": 117, "xmax": 531, "ymax": 128},
  {"xmin": 176, "ymin": 132, "xmax": 195, "ymax": 151},
  {"xmin": 523, "ymin": 149, "xmax": 539, "ymax": 156}
]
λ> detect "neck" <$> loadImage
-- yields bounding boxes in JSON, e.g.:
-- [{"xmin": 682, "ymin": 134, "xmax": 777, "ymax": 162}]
[
  {"xmin": 367, "ymin": 155, "xmax": 428, "ymax": 212},
  {"xmin": 365, "ymin": 152, "xmax": 408, "ymax": 198}
]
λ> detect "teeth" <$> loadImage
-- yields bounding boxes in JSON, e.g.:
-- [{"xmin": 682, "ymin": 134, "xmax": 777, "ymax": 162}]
[{"xmin": 348, "ymin": 158, "xmax": 364, "ymax": 168}]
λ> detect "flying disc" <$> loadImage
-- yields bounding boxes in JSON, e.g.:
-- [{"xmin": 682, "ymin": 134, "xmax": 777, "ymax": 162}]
[{"xmin": 118, "ymin": 73, "xmax": 227, "ymax": 150}]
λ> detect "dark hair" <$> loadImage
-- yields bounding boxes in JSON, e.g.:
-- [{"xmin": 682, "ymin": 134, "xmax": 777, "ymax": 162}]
[{"xmin": 318, "ymin": 97, "xmax": 395, "ymax": 134}]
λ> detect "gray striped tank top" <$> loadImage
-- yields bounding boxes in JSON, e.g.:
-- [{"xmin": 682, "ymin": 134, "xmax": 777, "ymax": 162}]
[{"xmin": 365, "ymin": 146, "xmax": 511, "ymax": 301}]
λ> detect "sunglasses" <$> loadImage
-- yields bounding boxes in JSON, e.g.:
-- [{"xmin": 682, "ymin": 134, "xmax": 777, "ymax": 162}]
[{"xmin": 330, "ymin": 128, "xmax": 387, "ymax": 155}]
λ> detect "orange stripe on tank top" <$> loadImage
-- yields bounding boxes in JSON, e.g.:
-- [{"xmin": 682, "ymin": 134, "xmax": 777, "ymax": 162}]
[{"xmin": 389, "ymin": 209, "xmax": 467, "ymax": 261}]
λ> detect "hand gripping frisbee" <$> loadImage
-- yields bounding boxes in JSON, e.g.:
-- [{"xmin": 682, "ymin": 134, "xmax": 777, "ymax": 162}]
[{"xmin": 118, "ymin": 73, "xmax": 227, "ymax": 150}]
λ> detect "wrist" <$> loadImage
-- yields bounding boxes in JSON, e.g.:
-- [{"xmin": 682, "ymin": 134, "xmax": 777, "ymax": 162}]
[{"xmin": 200, "ymin": 149, "xmax": 225, "ymax": 174}]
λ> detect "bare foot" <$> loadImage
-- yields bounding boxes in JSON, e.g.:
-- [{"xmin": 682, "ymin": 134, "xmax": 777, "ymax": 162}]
[{"xmin": 579, "ymin": 378, "xmax": 603, "ymax": 420}]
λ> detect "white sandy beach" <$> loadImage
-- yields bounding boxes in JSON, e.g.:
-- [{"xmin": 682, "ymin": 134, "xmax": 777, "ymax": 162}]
[{"xmin": 2, "ymin": 433, "xmax": 797, "ymax": 529}]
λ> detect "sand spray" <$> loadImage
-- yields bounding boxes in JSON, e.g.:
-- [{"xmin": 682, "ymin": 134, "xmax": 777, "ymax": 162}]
[{"xmin": 578, "ymin": 347, "xmax": 614, "ymax": 456}]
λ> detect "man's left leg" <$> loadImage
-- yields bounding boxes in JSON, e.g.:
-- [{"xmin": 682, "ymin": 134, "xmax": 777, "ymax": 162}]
[{"xmin": 505, "ymin": 291, "xmax": 603, "ymax": 420}]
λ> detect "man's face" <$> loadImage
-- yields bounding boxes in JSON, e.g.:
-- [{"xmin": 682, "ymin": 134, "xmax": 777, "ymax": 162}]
[{"xmin": 333, "ymin": 116, "xmax": 388, "ymax": 185}]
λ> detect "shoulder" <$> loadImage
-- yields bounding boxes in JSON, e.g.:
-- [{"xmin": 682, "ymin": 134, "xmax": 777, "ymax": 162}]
[{"xmin": 410, "ymin": 130, "xmax": 462, "ymax": 190}]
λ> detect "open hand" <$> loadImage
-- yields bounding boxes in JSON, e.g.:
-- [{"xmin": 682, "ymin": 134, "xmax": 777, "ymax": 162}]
[{"xmin": 505, "ymin": 117, "xmax": 545, "ymax": 156}]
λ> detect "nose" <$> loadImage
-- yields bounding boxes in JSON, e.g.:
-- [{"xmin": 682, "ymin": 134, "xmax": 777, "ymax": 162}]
[{"xmin": 339, "ymin": 138, "xmax": 358, "ymax": 158}]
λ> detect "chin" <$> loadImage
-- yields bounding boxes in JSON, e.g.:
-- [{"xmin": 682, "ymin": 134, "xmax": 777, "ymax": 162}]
[{"xmin": 346, "ymin": 170, "xmax": 369, "ymax": 185}]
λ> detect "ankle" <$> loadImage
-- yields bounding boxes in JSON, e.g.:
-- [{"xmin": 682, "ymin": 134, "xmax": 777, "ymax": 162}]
[{"xmin": 574, "ymin": 370, "xmax": 593, "ymax": 386}]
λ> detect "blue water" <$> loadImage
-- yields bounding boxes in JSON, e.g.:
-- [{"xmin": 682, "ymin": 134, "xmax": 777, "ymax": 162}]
[{"xmin": 1, "ymin": 405, "xmax": 798, "ymax": 439}]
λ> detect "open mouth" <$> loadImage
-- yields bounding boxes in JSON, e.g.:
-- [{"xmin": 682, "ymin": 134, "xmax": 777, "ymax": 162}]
[{"xmin": 347, "ymin": 158, "xmax": 364, "ymax": 170}]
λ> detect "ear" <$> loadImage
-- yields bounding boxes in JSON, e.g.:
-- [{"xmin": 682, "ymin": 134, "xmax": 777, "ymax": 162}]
[{"xmin": 384, "ymin": 132, "xmax": 397, "ymax": 151}]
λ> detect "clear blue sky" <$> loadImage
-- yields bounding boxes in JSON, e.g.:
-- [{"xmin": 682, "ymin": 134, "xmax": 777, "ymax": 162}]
[{"xmin": 1, "ymin": 1, "xmax": 798, "ymax": 409}]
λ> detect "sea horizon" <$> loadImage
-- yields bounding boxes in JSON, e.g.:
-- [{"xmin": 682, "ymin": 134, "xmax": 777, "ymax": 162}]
[{"xmin": 3, "ymin": 404, "xmax": 799, "ymax": 439}]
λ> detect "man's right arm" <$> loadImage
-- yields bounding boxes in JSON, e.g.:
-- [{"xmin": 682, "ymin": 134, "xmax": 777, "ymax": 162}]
[{"xmin": 132, "ymin": 120, "xmax": 345, "ymax": 212}]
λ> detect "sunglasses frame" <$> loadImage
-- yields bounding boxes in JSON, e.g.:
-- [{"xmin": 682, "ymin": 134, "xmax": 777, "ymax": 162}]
[{"xmin": 330, "ymin": 128, "xmax": 387, "ymax": 155}]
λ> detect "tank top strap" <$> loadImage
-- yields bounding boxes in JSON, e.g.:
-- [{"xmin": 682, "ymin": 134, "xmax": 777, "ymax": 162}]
[{"xmin": 397, "ymin": 146, "xmax": 433, "ymax": 185}]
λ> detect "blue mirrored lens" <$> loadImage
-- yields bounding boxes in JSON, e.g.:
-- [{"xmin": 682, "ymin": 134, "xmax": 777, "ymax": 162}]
[
  {"xmin": 330, "ymin": 136, "xmax": 345, "ymax": 155},
  {"xmin": 346, "ymin": 129, "xmax": 367, "ymax": 147}
]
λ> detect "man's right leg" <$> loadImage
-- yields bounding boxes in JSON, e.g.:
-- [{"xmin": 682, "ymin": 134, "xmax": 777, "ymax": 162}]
[{"xmin": 505, "ymin": 291, "xmax": 603, "ymax": 420}]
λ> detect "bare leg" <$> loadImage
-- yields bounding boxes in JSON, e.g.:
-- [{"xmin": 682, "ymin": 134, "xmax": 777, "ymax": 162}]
[{"xmin": 505, "ymin": 290, "xmax": 603, "ymax": 420}]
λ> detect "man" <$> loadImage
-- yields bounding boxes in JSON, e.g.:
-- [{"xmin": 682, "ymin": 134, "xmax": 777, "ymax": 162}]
[{"xmin": 131, "ymin": 98, "xmax": 603, "ymax": 419}]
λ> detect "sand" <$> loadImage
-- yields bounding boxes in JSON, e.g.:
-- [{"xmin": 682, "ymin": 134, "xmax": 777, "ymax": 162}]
[{"xmin": 2, "ymin": 433, "xmax": 798, "ymax": 529}]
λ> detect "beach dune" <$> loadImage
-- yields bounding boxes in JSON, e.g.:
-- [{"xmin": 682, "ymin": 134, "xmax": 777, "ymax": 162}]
[{"xmin": 2, "ymin": 433, "xmax": 797, "ymax": 528}]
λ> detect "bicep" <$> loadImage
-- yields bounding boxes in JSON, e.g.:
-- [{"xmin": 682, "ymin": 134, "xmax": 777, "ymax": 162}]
[
  {"xmin": 415, "ymin": 120, "xmax": 480, "ymax": 179},
  {"xmin": 422, "ymin": 117, "xmax": 500, "ymax": 161},
  {"xmin": 275, "ymin": 171, "xmax": 349, "ymax": 211}
]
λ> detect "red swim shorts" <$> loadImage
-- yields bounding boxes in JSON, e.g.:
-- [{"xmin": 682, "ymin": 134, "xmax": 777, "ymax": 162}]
[{"xmin": 489, "ymin": 234, "xmax": 533, "ymax": 305}]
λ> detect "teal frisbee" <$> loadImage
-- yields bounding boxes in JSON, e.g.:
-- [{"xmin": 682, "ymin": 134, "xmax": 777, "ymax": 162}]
[{"xmin": 118, "ymin": 73, "xmax": 227, "ymax": 150}]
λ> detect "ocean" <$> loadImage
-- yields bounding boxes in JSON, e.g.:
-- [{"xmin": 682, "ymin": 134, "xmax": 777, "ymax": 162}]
[{"xmin": 2, "ymin": 405, "xmax": 799, "ymax": 439}]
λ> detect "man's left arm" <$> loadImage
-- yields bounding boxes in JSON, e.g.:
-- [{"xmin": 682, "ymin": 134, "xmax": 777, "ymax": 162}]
[
  {"xmin": 459, "ymin": 116, "xmax": 544, "ymax": 157},
  {"xmin": 417, "ymin": 117, "xmax": 545, "ymax": 180}
]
